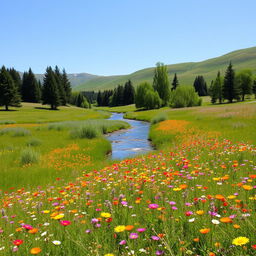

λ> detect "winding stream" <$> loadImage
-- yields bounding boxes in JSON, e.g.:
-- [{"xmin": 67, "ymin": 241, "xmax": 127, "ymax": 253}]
[{"xmin": 106, "ymin": 113, "xmax": 153, "ymax": 159}]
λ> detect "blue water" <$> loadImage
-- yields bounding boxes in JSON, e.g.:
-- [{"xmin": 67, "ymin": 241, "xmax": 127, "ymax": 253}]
[{"xmin": 106, "ymin": 113, "xmax": 153, "ymax": 160}]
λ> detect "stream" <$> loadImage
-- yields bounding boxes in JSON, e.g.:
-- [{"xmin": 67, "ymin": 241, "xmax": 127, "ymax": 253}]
[{"xmin": 106, "ymin": 113, "xmax": 153, "ymax": 160}]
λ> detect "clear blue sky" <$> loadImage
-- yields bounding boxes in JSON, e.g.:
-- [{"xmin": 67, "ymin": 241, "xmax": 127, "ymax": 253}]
[{"xmin": 1, "ymin": 0, "xmax": 255, "ymax": 75}]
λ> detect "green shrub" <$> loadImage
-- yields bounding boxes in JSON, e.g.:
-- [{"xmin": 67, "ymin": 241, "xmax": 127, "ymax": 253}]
[
  {"xmin": 70, "ymin": 126, "xmax": 99, "ymax": 139},
  {"xmin": 144, "ymin": 90, "xmax": 161, "ymax": 110},
  {"xmin": 26, "ymin": 138, "xmax": 42, "ymax": 147},
  {"xmin": 170, "ymin": 86, "xmax": 202, "ymax": 108},
  {"xmin": 20, "ymin": 148, "xmax": 40, "ymax": 165},
  {"xmin": 151, "ymin": 112, "xmax": 168, "ymax": 124}
]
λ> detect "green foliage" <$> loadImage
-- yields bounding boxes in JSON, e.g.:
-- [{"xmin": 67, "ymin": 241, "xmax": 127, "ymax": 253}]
[
  {"xmin": 123, "ymin": 80, "xmax": 135, "ymax": 105},
  {"xmin": 209, "ymin": 71, "xmax": 223, "ymax": 104},
  {"xmin": 135, "ymin": 82, "xmax": 153, "ymax": 108},
  {"xmin": 70, "ymin": 92, "xmax": 90, "ymax": 108},
  {"xmin": 21, "ymin": 68, "xmax": 41, "ymax": 103},
  {"xmin": 42, "ymin": 67, "xmax": 60, "ymax": 109},
  {"xmin": 223, "ymin": 62, "xmax": 239, "ymax": 103},
  {"xmin": 253, "ymin": 79, "xmax": 256, "ymax": 99},
  {"xmin": 171, "ymin": 73, "xmax": 179, "ymax": 91},
  {"xmin": 0, "ymin": 66, "xmax": 21, "ymax": 110},
  {"xmin": 7, "ymin": 68, "xmax": 22, "ymax": 93},
  {"xmin": 26, "ymin": 138, "xmax": 42, "ymax": 147},
  {"xmin": 170, "ymin": 86, "xmax": 202, "ymax": 108},
  {"xmin": 153, "ymin": 62, "xmax": 170, "ymax": 105},
  {"xmin": 54, "ymin": 66, "xmax": 66, "ymax": 105},
  {"xmin": 193, "ymin": 75, "xmax": 208, "ymax": 96},
  {"xmin": 236, "ymin": 69, "xmax": 253, "ymax": 101},
  {"xmin": 144, "ymin": 90, "xmax": 161, "ymax": 110},
  {"xmin": 62, "ymin": 69, "xmax": 72, "ymax": 103},
  {"xmin": 20, "ymin": 148, "xmax": 40, "ymax": 165},
  {"xmin": 151, "ymin": 112, "xmax": 168, "ymax": 124}
]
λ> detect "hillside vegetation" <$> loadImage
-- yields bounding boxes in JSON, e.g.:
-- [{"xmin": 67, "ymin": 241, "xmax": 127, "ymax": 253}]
[{"xmin": 74, "ymin": 46, "xmax": 256, "ymax": 91}]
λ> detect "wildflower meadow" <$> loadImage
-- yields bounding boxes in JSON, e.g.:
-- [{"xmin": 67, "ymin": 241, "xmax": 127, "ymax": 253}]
[{"xmin": 0, "ymin": 103, "xmax": 255, "ymax": 256}]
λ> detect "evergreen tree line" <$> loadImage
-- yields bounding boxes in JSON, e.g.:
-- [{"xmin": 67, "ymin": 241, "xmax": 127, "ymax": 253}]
[
  {"xmin": 209, "ymin": 62, "xmax": 256, "ymax": 104},
  {"xmin": 97, "ymin": 80, "xmax": 135, "ymax": 107},
  {"xmin": 69, "ymin": 92, "xmax": 91, "ymax": 109},
  {"xmin": 0, "ymin": 65, "xmax": 73, "ymax": 110}
]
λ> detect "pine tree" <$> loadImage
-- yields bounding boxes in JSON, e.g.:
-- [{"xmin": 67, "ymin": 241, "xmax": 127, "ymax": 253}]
[
  {"xmin": 8, "ymin": 68, "xmax": 22, "ymax": 93},
  {"xmin": 42, "ymin": 67, "xmax": 60, "ymax": 110},
  {"xmin": 223, "ymin": 62, "xmax": 239, "ymax": 103},
  {"xmin": 209, "ymin": 80, "xmax": 217, "ymax": 104},
  {"xmin": 21, "ymin": 68, "xmax": 41, "ymax": 102},
  {"xmin": 62, "ymin": 69, "xmax": 72, "ymax": 104},
  {"xmin": 171, "ymin": 73, "xmax": 179, "ymax": 91},
  {"xmin": 153, "ymin": 62, "xmax": 170, "ymax": 106},
  {"xmin": 236, "ymin": 69, "xmax": 252, "ymax": 101},
  {"xmin": 116, "ymin": 85, "xmax": 124, "ymax": 106},
  {"xmin": 0, "ymin": 66, "xmax": 21, "ymax": 110},
  {"xmin": 193, "ymin": 76, "xmax": 208, "ymax": 96},
  {"xmin": 123, "ymin": 80, "xmax": 135, "ymax": 105},
  {"xmin": 54, "ymin": 66, "xmax": 66, "ymax": 105},
  {"xmin": 252, "ymin": 79, "xmax": 256, "ymax": 99},
  {"xmin": 97, "ymin": 90, "xmax": 102, "ymax": 106}
]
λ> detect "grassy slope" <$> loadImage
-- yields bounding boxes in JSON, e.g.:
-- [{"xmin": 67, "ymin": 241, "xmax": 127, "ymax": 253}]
[{"xmin": 74, "ymin": 46, "xmax": 256, "ymax": 91}]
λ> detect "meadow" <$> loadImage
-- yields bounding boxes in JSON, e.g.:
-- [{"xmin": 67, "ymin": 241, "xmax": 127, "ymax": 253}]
[{"xmin": 0, "ymin": 102, "xmax": 255, "ymax": 255}]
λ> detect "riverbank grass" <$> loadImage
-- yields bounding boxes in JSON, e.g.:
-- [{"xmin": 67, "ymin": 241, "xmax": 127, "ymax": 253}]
[{"xmin": 0, "ymin": 103, "xmax": 129, "ymax": 190}]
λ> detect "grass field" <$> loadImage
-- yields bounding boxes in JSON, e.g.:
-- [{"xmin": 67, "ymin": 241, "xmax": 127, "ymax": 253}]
[
  {"xmin": 0, "ymin": 102, "xmax": 255, "ymax": 255},
  {"xmin": 0, "ymin": 103, "xmax": 129, "ymax": 190}
]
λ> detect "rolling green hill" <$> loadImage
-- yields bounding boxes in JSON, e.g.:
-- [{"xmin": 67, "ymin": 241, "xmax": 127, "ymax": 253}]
[{"xmin": 74, "ymin": 46, "xmax": 256, "ymax": 91}]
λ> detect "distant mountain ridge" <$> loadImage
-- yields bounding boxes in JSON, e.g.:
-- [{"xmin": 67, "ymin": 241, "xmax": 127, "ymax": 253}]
[
  {"xmin": 21, "ymin": 46, "xmax": 256, "ymax": 91},
  {"xmin": 73, "ymin": 46, "xmax": 256, "ymax": 91},
  {"xmin": 33, "ymin": 73, "xmax": 98, "ymax": 87}
]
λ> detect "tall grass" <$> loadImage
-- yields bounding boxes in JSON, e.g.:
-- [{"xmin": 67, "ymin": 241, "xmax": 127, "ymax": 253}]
[
  {"xmin": 26, "ymin": 137, "xmax": 42, "ymax": 146},
  {"xmin": 151, "ymin": 112, "xmax": 168, "ymax": 124},
  {"xmin": 70, "ymin": 126, "xmax": 99, "ymax": 139},
  {"xmin": 0, "ymin": 127, "xmax": 31, "ymax": 136},
  {"xmin": 48, "ymin": 119, "xmax": 130, "ymax": 134},
  {"xmin": 20, "ymin": 148, "xmax": 40, "ymax": 165}
]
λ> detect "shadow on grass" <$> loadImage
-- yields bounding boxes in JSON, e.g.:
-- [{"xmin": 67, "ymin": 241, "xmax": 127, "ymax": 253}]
[
  {"xmin": 0, "ymin": 109, "xmax": 18, "ymax": 112},
  {"xmin": 34, "ymin": 107, "xmax": 60, "ymax": 111}
]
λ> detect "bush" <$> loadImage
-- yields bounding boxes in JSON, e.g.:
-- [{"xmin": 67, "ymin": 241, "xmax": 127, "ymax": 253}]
[
  {"xmin": 144, "ymin": 90, "xmax": 161, "ymax": 110},
  {"xmin": 151, "ymin": 112, "xmax": 168, "ymax": 124},
  {"xmin": 135, "ymin": 82, "xmax": 153, "ymax": 108},
  {"xmin": 26, "ymin": 138, "xmax": 42, "ymax": 147},
  {"xmin": 70, "ymin": 126, "xmax": 99, "ymax": 139},
  {"xmin": 170, "ymin": 86, "xmax": 202, "ymax": 108},
  {"xmin": 20, "ymin": 148, "xmax": 40, "ymax": 165}
]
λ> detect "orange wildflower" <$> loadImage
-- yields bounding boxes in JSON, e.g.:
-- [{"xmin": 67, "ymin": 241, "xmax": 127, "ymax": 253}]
[
  {"xmin": 199, "ymin": 228, "xmax": 210, "ymax": 234},
  {"xmin": 30, "ymin": 247, "xmax": 41, "ymax": 254},
  {"xmin": 28, "ymin": 228, "xmax": 38, "ymax": 234},
  {"xmin": 220, "ymin": 217, "xmax": 232, "ymax": 223},
  {"xmin": 125, "ymin": 225, "xmax": 134, "ymax": 231}
]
